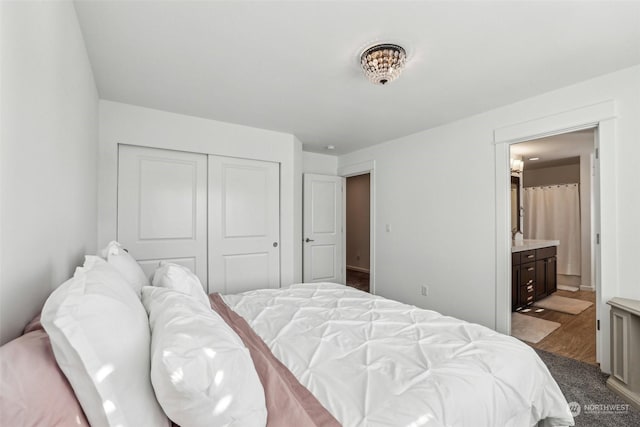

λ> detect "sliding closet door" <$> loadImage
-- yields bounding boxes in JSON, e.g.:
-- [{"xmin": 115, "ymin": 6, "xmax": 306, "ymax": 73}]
[
  {"xmin": 117, "ymin": 145, "xmax": 208, "ymax": 287},
  {"xmin": 208, "ymin": 155, "xmax": 280, "ymax": 294}
]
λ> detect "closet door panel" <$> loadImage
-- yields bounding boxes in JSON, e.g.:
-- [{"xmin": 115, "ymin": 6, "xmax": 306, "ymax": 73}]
[
  {"xmin": 209, "ymin": 155, "xmax": 280, "ymax": 294},
  {"xmin": 117, "ymin": 145, "xmax": 208, "ymax": 287},
  {"xmin": 138, "ymin": 159, "xmax": 196, "ymax": 239},
  {"xmin": 223, "ymin": 166, "xmax": 269, "ymax": 237}
]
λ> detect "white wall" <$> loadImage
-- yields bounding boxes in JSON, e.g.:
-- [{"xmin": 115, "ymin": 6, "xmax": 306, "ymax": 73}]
[
  {"xmin": 98, "ymin": 101, "xmax": 302, "ymax": 287},
  {"xmin": 0, "ymin": 1, "xmax": 99, "ymax": 344},
  {"xmin": 338, "ymin": 66, "xmax": 640, "ymax": 357},
  {"xmin": 302, "ymin": 151, "xmax": 338, "ymax": 175}
]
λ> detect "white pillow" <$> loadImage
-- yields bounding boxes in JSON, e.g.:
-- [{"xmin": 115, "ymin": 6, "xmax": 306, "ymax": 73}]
[
  {"xmin": 41, "ymin": 258, "xmax": 170, "ymax": 427},
  {"xmin": 152, "ymin": 262, "xmax": 210, "ymax": 306},
  {"xmin": 100, "ymin": 241, "xmax": 149, "ymax": 296},
  {"xmin": 141, "ymin": 286, "xmax": 267, "ymax": 427}
]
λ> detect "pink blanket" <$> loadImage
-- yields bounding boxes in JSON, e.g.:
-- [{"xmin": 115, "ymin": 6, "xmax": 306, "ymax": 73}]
[{"xmin": 209, "ymin": 294, "xmax": 341, "ymax": 427}]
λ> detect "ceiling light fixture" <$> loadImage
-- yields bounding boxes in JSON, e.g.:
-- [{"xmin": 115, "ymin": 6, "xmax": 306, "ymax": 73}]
[
  {"xmin": 528, "ymin": 157, "xmax": 540, "ymax": 161},
  {"xmin": 360, "ymin": 43, "xmax": 407, "ymax": 85}
]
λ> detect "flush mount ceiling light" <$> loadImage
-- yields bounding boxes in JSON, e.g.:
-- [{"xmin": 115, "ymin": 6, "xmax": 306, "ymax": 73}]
[{"xmin": 360, "ymin": 43, "xmax": 407, "ymax": 85}]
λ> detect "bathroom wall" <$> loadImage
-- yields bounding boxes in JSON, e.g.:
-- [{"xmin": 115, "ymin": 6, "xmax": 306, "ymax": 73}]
[{"xmin": 523, "ymin": 161, "xmax": 580, "ymax": 187}]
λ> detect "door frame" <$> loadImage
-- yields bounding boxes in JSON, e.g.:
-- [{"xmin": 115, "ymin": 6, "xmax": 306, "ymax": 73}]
[
  {"xmin": 339, "ymin": 161, "xmax": 376, "ymax": 294},
  {"xmin": 494, "ymin": 100, "xmax": 617, "ymax": 373}
]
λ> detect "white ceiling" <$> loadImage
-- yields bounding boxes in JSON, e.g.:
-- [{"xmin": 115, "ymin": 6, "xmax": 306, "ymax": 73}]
[{"xmin": 73, "ymin": 1, "xmax": 640, "ymax": 154}]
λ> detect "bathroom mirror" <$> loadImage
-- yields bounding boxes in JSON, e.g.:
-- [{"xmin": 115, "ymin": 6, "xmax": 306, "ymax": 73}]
[{"xmin": 511, "ymin": 176, "xmax": 521, "ymax": 234}]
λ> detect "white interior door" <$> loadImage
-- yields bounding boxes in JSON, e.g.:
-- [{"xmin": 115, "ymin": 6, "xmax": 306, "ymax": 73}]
[
  {"xmin": 209, "ymin": 155, "xmax": 280, "ymax": 294},
  {"xmin": 117, "ymin": 145, "xmax": 208, "ymax": 287},
  {"xmin": 303, "ymin": 174, "xmax": 344, "ymax": 283}
]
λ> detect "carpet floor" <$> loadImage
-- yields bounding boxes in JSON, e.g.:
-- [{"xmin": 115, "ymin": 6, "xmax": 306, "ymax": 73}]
[
  {"xmin": 346, "ymin": 269, "xmax": 369, "ymax": 293},
  {"xmin": 536, "ymin": 349, "xmax": 640, "ymax": 426}
]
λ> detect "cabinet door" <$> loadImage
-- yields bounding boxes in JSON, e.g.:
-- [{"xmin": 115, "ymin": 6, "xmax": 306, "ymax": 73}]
[
  {"xmin": 117, "ymin": 145, "xmax": 208, "ymax": 287},
  {"xmin": 546, "ymin": 256, "xmax": 557, "ymax": 295},
  {"xmin": 512, "ymin": 265, "xmax": 520, "ymax": 310},
  {"xmin": 535, "ymin": 260, "xmax": 547, "ymax": 299},
  {"xmin": 208, "ymin": 155, "xmax": 280, "ymax": 294}
]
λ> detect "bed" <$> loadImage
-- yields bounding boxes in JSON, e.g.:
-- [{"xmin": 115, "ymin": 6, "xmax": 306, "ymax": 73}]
[
  {"xmin": 218, "ymin": 283, "xmax": 574, "ymax": 427},
  {"xmin": 0, "ymin": 250, "xmax": 574, "ymax": 427}
]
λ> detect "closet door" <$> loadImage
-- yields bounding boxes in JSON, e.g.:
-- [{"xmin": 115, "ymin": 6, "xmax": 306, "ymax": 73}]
[
  {"xmin": 208, "ymin": 155, "xmax": 280, "ymax": 294},
  {"xmin": 117, "ymin": 145, "xmax": 208, "ymax": 288}
]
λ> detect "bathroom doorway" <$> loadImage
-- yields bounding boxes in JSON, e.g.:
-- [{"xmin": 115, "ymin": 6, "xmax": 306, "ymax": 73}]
[{"xmin": 509, "ymin": 128, "xmax": 599, "ymax": 365}]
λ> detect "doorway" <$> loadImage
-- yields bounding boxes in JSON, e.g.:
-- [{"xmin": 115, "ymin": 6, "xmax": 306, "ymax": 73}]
[
  {"xmin": 508, "ymin": 129, "xmax": 599, "ymax": 364},
  {"xmin": 345, "ymin": 173, "xmax": 371, "ymax": 292},
  {"xmin": 494, "ymin": 100, "xmax": 616, "ymax": 373}
]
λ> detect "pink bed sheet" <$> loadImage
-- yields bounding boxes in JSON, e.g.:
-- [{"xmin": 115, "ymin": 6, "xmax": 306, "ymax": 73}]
[
  {"xmin": 210, "ymin": 293, "xmax": 341, "ymax": 427},
  {"xmin": 0, "ymin": 316, "xmax": 90, "ymax": 426}
]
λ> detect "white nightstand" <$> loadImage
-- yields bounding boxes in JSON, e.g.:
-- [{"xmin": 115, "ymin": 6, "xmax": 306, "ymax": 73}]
[{"xmin": 607, "ymin": 297, "xmax": 640, "ymax": 410}]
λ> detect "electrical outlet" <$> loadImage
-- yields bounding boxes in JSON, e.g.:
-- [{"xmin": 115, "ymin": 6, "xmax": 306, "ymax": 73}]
[{"xmin": 421, "ymin": 285, "xmax": 429, "ymax": 296}]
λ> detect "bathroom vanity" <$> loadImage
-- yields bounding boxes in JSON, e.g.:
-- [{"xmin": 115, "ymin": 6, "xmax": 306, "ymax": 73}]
[{"xmin": 512, "ymin": 239, "xmax": 559, "ymax": 311}]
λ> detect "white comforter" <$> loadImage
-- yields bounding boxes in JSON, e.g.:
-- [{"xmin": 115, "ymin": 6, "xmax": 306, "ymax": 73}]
[{"xmin": 222, "ymin": 283, "xmax": 574, "ymax": 427}]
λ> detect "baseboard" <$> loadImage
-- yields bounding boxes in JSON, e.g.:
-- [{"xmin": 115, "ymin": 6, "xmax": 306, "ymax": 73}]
[
  {"xmin": 580, "ymin": 285, "xmax": 595, "ymax": 292},
  {"xmin": 558, "ymin": 274, "xmax": 581, "ymax": 287},
  {"xmin": 606, "ymin": 376, "xmax": 640, "ymax": 411},
  {"xmin": 346, "ymin": 265, "xmax": 370, "ymax": 273}
]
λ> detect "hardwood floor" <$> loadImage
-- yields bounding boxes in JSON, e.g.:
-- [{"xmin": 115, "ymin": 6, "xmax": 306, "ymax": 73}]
[
  {"xmin": 346, "ymin": 269, "xmax": 369, "ymax": 293},
  {"xmin": 519, "ymin": 289, "xmax": 597, "ymax": 365}
]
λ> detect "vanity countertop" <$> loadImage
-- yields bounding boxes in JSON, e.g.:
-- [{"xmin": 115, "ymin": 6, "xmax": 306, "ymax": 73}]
[{"xmin": 512, "ymin": 239, "xmax": 559, "ymax": 252}]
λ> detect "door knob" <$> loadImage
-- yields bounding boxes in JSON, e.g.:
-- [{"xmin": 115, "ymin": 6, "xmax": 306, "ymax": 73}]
[
  {"xmin": 305, "ymin": 238, "xmax": 314, "ymax": 242},
  {"xmin": 273, "ymin": 242, "xmax": 278, "ymax": 247}
]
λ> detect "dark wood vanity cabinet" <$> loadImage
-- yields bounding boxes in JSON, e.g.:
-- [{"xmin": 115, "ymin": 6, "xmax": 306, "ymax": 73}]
[
  {"xmin": 511, "ymin": 246, "xmax": 557, "ymax": 311},
  {"xmin": 511, "ymin": 263, "xmax": 519, "ymax": 309}
]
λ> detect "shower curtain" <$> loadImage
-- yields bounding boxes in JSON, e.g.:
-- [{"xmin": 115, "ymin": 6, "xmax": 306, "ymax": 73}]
[{"xmin": 523, "ymin": 183, "xmax": 581, "ymax": 276}]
